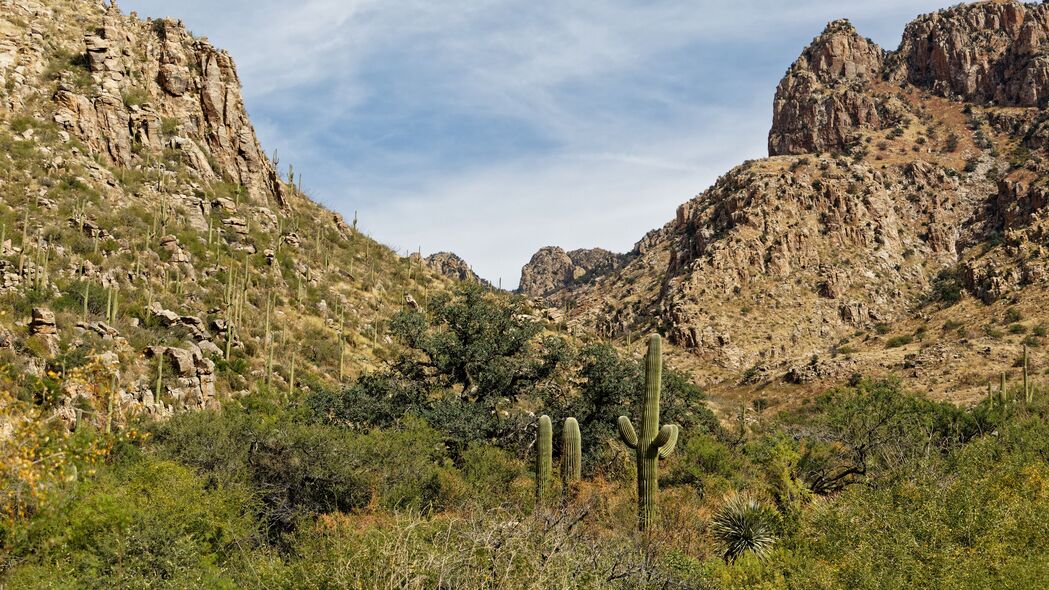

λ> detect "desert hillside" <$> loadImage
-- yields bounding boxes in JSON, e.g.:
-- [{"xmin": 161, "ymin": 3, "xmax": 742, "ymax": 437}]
[{"xmin": 523, "ymin": 1, "xmax": 1049, "ymax": 414}]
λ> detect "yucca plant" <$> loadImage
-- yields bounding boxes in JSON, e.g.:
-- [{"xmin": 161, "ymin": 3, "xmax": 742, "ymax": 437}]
[{"xmin": 711, "ymin": 493, "xmax": 777, "ymax": 563}]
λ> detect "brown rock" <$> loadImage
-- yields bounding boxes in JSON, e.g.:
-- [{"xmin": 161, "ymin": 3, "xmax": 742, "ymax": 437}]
[
  {"xmin": 29, "ymin": 308, "xmax": 57, "ymax": 335},
  {"xmin": 769, "ymin": 20, "xmax": 887, "ymax": 156},
  {"xmin": 518, "ymin": 246, "xmax": 625, "ymax": 297},
  {"xmin": 425, "ymin": 252, "xmax": 489, "ymax": 285}
]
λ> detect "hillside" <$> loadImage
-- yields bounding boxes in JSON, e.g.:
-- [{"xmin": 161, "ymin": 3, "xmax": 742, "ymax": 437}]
[
  {"xmin": 521, "ymin": 0, "xmax": 1049, "ymax": 412},
  {"xmin": 0, "ymin": 0, "xmax": 455, "ymax": 426}
]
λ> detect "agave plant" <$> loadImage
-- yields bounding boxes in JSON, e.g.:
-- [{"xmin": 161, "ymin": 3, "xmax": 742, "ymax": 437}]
[{"xmin": 710, "ymin": 493, "xmax": 777, "ymax": 563}]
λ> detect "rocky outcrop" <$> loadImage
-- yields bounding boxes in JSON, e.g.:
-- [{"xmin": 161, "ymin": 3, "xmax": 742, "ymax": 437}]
[
  {"xmin": 48, "ymin": 4, "xmax": 287, "ymax": 205},
  {"xmin": 518, "ymin": 246, "xmax": 625, "ymax": 297},
  {"xmin": 889, "ymin": 1, "xmax": 1049, "ymax": 107},
  {"xmin": 29, "ymin": 307, "xmax": 56, "ymax": 335},
  {"xmin": 769, "ymin": 20, "xmax": 890, "ymax": 156},
  {"xmin": 424, "ymin": 252, "xmax": 488, "ymax": 286}
]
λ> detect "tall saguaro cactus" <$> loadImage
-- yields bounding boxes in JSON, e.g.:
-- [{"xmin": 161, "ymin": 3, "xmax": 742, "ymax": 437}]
[
  {"xmin": 562, "ymin": 417, "xmax": 581, "ymax": 498},
  {"xmin": 618, "ymin": 334, "xmax": 679, "ymax": 531},
  {"xmin": 535, "ymin": 415, "xmax": 552, "ymax": 506},
  {"xmin": 1023, "ymin": 345, "xmax": 1032, "ymax": 404}
]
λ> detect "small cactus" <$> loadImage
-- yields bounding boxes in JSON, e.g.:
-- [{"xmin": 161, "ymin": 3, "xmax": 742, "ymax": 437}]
[
  {"xmin": 536, "ymin": 414, "xmax": 552, "ymax": 506},
  {"xmin": 562, "ymin": 417, "xmax": 581, "ymax": 498},
  {"xmin": 618, "ymin": 334, "xmax": 679, "ymax": 531}
]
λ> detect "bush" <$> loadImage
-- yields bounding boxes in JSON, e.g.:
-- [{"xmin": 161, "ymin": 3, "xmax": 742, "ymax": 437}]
[
  {"xmin": 711, "ymin": 493, "xmax": 777, "ymax": 563},
  {"xmin": 3, "ymin": 457, "xmax": 255, "ymax": 588},
  {"xmin": 886, "ymin": 335, "xmax": 913, "ymax": 348},
  {"xmin": 929, "ymin": 268, "xmax": 963, "ymax": 305}
]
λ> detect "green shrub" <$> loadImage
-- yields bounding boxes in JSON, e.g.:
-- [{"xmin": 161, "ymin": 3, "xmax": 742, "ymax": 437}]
[
  {"xmin": 711, "ymin": 493, "xmax": 778, "ymax": 563},
  {"xmin": 886, "ymin": 335, "xmax": 913, "ymax": 348},
  {"xmin": 4, "ymin": 457, "xmax": 255, "ymax": 588},
  {"xmin": 929, "ymin": 268, "xmax": 963, "ymax": 305}
]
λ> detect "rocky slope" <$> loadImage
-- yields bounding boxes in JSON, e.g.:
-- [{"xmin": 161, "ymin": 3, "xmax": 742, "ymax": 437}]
[
  {"xmin": 0, "ymin": 0, "xmax": 453, "ymax": 427},
  {"xmin": 523, "ymin": 0, "xmax": 1049, "ymax": 405}
]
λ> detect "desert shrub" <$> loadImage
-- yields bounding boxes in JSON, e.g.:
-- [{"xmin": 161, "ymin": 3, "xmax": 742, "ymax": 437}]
[
  {"xmin": 929, "ymin": 267, "xmax": 963, "ymax": 305},
  {"xmin": 711, "ymin": 493, "xmax": 778, "ymax": 563},
  {"xmin": 1004, "ymin": 307, "xmax": 1023, "ymax": 323},
  {"xmin": 663, "ymin": 433, "xmax": 745, "ymax": 498},
  {"xmin": 779, "ymin": 433, "xmax": 1049, "ymax": 589},
  {"xmin": 886, "ymin": 335, "xmax": 913, "ymax": 348},
  {"xmin": 307, "ymin": 372, "xmax": 422, "ymax": 430},
  {"xmin": 459, "ymin": 443, "xmax": 526, "ymax": 506},
  {"xmin": 3, "ymin": 456, "xmax": 255, "ymax": 588},
  {"xmin": 152, "ymin": 402, "xmax": 462, "ymax": 540},
  {"xmin": 555, "ymin": 343, "xmax": 719, "ymax": 466}
]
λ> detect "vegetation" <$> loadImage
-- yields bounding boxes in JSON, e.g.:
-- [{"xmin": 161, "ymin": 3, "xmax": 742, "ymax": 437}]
[{"xmin": 3, "ymin": 280, "xmax": 1048, "ymax": 588}]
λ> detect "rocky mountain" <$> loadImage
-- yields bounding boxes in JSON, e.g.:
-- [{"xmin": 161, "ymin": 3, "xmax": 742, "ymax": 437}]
[
  {"xmin": 0, "ymin": 0, "xmax": 452, "ymax": 426},
  {"xmin": 522, "ymin": 0, "xmax": 1049, "ymax": 403},
  {"xmin": 422, "ymin": 251, "xmax": 489, "ymax": 286},
  {"xmin": 518, "ymin": 246, "xmax": 626, "ymax": 297}
]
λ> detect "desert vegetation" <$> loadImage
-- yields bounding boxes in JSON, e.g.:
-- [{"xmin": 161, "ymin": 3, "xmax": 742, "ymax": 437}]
[{"xmin": 2, "ymin": 284, "xmax": 1047, "ymax": 589}]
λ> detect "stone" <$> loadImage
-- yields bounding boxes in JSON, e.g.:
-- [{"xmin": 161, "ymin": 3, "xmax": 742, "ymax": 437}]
[
  {"xmin": 769, "ymin": 20, "xmax": 888, "ymax": 156},
  {"xmin": 165, "ymin": 347, "xmax": 196, "ymax": 376},
  {"xmin": 29, "ymin": 308, "xmax": 57, "ymax": 335},
  {"xmin": 148, "ymin": 302, "xmax": 180, "ymax": 326}
]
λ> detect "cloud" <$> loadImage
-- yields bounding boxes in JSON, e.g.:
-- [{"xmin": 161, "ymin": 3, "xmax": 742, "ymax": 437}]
[{"xmin": 122, "ymin": 0, "xmax": 959, "ymax": 288}]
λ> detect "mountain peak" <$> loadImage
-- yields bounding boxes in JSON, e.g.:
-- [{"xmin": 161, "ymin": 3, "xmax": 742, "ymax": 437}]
[{"xmin": 767, "ymin": 17, "xmax": 884, "ymax": 156}]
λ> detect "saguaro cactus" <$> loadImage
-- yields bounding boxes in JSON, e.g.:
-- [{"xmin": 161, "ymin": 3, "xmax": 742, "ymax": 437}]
[
  {"xmin": 618, "ymin": 334, "xmax": 680, "ymax": 531},
  {"xmin": 562, "ymin": 417, "xmax": 581, "ymax": 497},
  {"xmin": 1023, "ymin": 345, "xmax": 1032, "ymax": 404},
  {"xmin": 536, "ymin": 415, "xmax": 552, "ymax": 506}
]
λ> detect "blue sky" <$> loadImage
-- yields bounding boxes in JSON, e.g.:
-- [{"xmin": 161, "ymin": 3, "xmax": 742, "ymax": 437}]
[{"xmin": 121, "ymin": 0, "xmax": 956, "ymax": 288}]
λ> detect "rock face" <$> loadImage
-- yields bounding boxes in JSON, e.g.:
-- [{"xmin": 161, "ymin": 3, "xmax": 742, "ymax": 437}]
[
  {"xmin": 48, "ymin": 3, "xmax": 286, "ymax": 205},
  {"xmin": 0, "ymin": 0, "xmax": 457, "ymax": 429},
  {"xmin": 769, "ymin": 20, "xmax": 890, "ymax": 156},
  {"xmin": 890, "ymin": 1, "xmax": 1049, "ymax": 107},
  {"xmin": 424, "ymin": 252, "xmax": 489, "ymax": 286},
  {"xmin": 518, "ymin": 246, "xmax": 625, "ymax": 297}
]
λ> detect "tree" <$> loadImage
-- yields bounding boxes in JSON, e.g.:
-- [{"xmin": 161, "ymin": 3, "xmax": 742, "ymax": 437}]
[{"xmin": 389, "ymin": 283, "xmax": 566, "ymax": 404}]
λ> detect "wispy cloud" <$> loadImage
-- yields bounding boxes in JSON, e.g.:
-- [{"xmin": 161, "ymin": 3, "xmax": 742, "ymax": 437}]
[{"xmin": 122, "ymin": 0, "xmax": 958, "ymax": 287}]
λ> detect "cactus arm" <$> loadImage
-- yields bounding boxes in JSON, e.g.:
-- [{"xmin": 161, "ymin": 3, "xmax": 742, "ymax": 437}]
[
  {"xmin": 657, "ymin": 425, "xmax": 679, "ymax": 459},
  {"xmin": 652, "ymin": 424, "xmax": 675, "ymax": 448},
  {"xmin": 618, "ymin": 416, "xmax": 638, "ymax": 449}
]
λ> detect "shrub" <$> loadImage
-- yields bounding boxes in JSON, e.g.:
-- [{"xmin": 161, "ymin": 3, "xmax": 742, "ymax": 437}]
[
  {"xmin": 1004, "ymin": 307, "xmax": 1023, "ymax": 323},
  {"xmin": 886, "ymin": 335, "xmax": 913, "ymax": 348},
  {"xmin": 710, "ymin": 493, "xmax": 777, "ymax": 563},
  {"xmin": 929, "ymin": 268, "xmax": 963, "ymax": 305},
  {"xmin": 3, "ymin": 457, "xmax": 255, "ymax": 587}
]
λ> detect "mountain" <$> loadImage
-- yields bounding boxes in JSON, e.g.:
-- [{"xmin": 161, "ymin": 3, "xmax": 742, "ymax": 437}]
[
  {"xmin": 0, "ymin": 0, "xmax": 453, "ymax": 424},
  {"xmin": 520, "ymin": 0, "xmax": 1049, "ymax": 404},
  {"xmin": 518, "ymin": 246, "xmax": 626, "ymax": 297}
]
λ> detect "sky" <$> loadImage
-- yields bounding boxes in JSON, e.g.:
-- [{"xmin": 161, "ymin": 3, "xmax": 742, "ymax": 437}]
[{"xmin": 120, "ymin": 0, "xmax": 957, "ymax": 288}]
